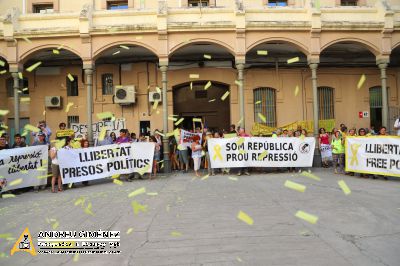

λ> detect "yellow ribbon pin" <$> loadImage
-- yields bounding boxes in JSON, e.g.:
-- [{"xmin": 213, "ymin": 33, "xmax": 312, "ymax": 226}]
[{"xmin": 213, "ymin": 145, "xmax": 223, "ymax": 161}]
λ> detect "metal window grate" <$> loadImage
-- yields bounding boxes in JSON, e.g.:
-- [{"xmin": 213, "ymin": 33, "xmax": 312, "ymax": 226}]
[
  {"xmin": 67, "ymin": 116, "xmax": 79, "ymax": 128},
  {"xmin": 317, "ymin": 87, "xmax": 335, "ymax": 120},
  {"xmin": 188, "ymin": 0, "xmax": 209, "ymax": 7},
  {"xmin": 254, "ymin": 87, "xmax": 276, "ymax": 127},
  {"xmin": 369, "ymin": 86, "xmax": 382, "ymax": 108},
  {"xmin": 102, "ymin": 73, "xmax": 114, "ymax": 95},
  {"xmin": 67, "ymin": 75, "xmax": 78, "ymax": 96}
]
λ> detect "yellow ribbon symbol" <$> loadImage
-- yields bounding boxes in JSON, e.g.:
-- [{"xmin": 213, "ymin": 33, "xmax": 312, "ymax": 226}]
[
  {"xmin": 213, "ymin": 145, "xmax": 223, "ymax": 161},
  {"xmin": 350, "ymin": 144, "xmax": 361, "ymax": 166}
]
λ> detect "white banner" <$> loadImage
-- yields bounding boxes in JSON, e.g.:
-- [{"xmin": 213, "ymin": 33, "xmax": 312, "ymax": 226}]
[
  {"xmin": 345, "ymin": 136, "xmax": 400, "ymax": 177},
  {"xmin": 208, "ymin": 137, "xmax": 315, "ymax": 168},
  {"xmin": 179, "ymin": 129, "xmax": 202, "ymax": 148},
  {"xmin": 0, "ymin": 146, "xmax": 48, "ymax": 192},
  {"xmin": 58, "ymin": 143, "xmax": 154, "ymax": 184},
  {"xmin": 71, "ymin": 118, "xmax": 126, "ymax": 139},
  {"xmin": 320, "ymin": 144, "xmax": 332, "ymax": 160}
]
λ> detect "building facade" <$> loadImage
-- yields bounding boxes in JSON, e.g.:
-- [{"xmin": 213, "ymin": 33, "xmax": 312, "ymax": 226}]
[{"xmin": 0, "ymin": 0, "xmax": 400, "ymax": 147}]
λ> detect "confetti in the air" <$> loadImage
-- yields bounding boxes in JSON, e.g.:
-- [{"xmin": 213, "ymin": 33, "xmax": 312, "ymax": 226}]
[
  {"xmin": 204, "ymin": 54, "xmax": 212, "ymax": 59},
  {"xmin": 294, "ymin": 85, "xmax": 300, "ymax": 96},
  {"xmin": 98, "ymin": 127, "xmax": 107, "ymax": 141},
  {"xmin": 237, "ymin": 210, "xmax": 254, "ymax": 225},
  {"xmin": 131, "ymin": 201, "xmax": 148, "ymax": 215},
  {"xmin": 22, "ymin": 37, "xmax": 32, "ymax": 43},
  {"xmin": 258, "ymin": 150, "xmax": 268, "ymax": 161},
  {"xmin": 18, "ymin": 72, "xmax": 23, "ymax": 79},
  {"xmin": 257, "ymin": 50, "xmax": 268, "ymax": 55},
  {"xmin": 0, "ymin": 110, "xmax": 9, "ymax": 116},
  {"xmin": 120, "ymin": 45, "xmax": 129, "ymax": 50},
  {"xmin": 0, "ymin": 70, "xmax": 6, "ymax": 75},
  {"xmin": 189, "ymin": 74, "xmax": 199, "ymax": 79},
  {"xmin": 235, "ymin": 80, "xmax": 242, "ymax": 86},
  {"xmin": 97, "ymin": 112, "xmax": 114, "ymax": 120},
  {"xmin": 295, "ymin": 210, "xmax": 318, "ymax": 224},
  {"xmin": 236, "ymin": 137, "xmax": 245, "ymax": 146},
  {"xmin": 175, "ymin": 118, "xmax": 184, "ymax": 126},
  {"xmin": 208, "ymin": 99, "xmax": 216, "ymax": 102},
  {"xmin": 128, "ymin": 187, "xmax": 146, "ymax": 198},
  {"xmin": 357, "ymin": 74, "xmax": 366, "ymax": 89},
  {"xmin": 52, "ymin": 49, "xmax": 60, "ymax": 54},
  {"xmin": 57, "ymin": 44, "xmax": 64, "ymax": 50},
  {"xmin": 152, "ymin": 100, "xmax": 159, "ymax": 110},
  {"xmin": 113, "ymin": 51, "xmax": 121, "ymax": 55},
  {"xmin": 126, "ymin": 228, "xmax": 134, "ymax": 234},
  {"xmin": 65, "ymin": 102, "xmax": 74, "ymax": 113},
  {"xmin": 26, "ymin": 62, "xmax": 42, "ymax": 72},
  {"xmin": 193, "ymin": 118, "xmax": 202, "ymax": 122},
  {"xmin": 168, "ymin": 117, "xmax": 177, "ymax": 121},
  {"xmin": 67, "ymin": 74, "xmax": 74, "ymax": 82},
  {"xmin": 300, "ymin": 171, "xmax": 321, "ymax": 181},
  {"xmin": 24, "ymin": 124, "xmax": 40, "ymax": 132},
  {"xmin": 190, "ymin": 82, "xmax": 193, "ymax": 90},
  {"xmin": 204, "ymin": 81, "xmax": 212, "ymax": 90},
  {"xmin": 221, "ymin": 91, "xmax": 230, "ymax": 101},
  {"xmin": 338, "ymin": 180, "xmax": 351, "ymax": 195},
  {"xmin": 9, "ymin": 178, "xmax": 22, "ymax": 187},
  {"xmin": 22, "ymin": 87, "xmax": 28, "ymax": 92},
  {"xmin": 258, "ymin": 113, "xmax": 266, "ymax": 123},
  {"xmin": 0, "ymin": 60, "xmax": 5, "ymax": 67},
  {"xmin": 284, "ymin": 180, "xmax": 306, "ymax": 192},
  {"xmin": 255, "ymin": 100, "xmax": 261, "ymax": 105},
  {"xmin": 287, "ymin": 57, "xmax": 299, "ymax": 64}
]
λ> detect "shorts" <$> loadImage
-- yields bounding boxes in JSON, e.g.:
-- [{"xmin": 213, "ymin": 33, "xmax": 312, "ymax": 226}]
[
  {"xmin": 179, "ymin": 149, "xmax": 189, "ymax": 165},
  {"xmin": 154, "ymin": 152, "xmax": 160, "ymax": 161},
  {"xmin": 51, "ymin": 164, "xmax": 60, "ymax": 177}
]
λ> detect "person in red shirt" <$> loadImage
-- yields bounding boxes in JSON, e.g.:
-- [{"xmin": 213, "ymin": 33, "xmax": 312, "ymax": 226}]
[{"xmin": 319, "ymin": 128, "xmax": 330, "ymax": 168}]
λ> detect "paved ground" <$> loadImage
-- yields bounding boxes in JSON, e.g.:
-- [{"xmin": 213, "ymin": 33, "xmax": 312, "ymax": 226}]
[{"xmin": 0, "ymin": 169, "xmax": 399, "ymax": 266}]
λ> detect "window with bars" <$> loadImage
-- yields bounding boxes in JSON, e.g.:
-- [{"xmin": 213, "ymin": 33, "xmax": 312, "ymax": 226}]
[
  {"xmin": 67, "ymin": 116, "xmax": 79, "ymax": 128},
  {"xmin": 107, "ymin": 1, "xmax": 128, "ymax": 10},
  {"xmin": 33, "ymin": 4, "xmax": 54, "ymax": 13},
  {"xmin": 341, "ymin": 0, "xmax": 357, "ymax": 6},
  {"xmin": 317, "ymin": 87, "xmax": 335, "ymax": 120},
  {"xmin": 102, "ymin": 73, "xmax": 114, "ymax": 95},
  {"xmin": 67, "ymin": 75, "xmax": 78, "ymax": 96},
  {"xmin": 268, "ymin": 0, "xmax": 288, "ymax": 7},
  {"xmin": 6, "ymin": 77, "xmax": 29, "ymax": 97},
  {"xmin": 254, "ymin": 87, "xmax": 276, "ymax": 127},
  {"xmin": 188, "ymin": 0, "xmax": 209, "ymax": 7}
]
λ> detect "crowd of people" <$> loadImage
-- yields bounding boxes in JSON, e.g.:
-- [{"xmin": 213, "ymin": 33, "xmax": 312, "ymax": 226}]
[{"xmin": 0, "ymin": 117, "xmax": 399, "ymax": 194}]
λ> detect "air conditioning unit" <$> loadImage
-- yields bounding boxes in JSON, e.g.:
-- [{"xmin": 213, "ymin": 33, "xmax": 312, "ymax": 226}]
[
  {"xmin": 45, "ymin": 96, "xmax": 62, "ymax": 108},
  {"xmin": 114, "ymin": 85, "xmax": 135, "ymax": 105},
  {"xmin": 149, "ymin": 91, "xmax": 162, "ymax": 102}
]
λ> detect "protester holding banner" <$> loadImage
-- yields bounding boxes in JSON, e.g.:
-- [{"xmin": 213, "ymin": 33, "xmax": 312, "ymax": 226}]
[
  {"xmin": 12, "ymin": 134, "xmax": 26, "ymax": 148},
  {"xmin": 116, "ymin": 129, "xmax": 130, "ymax": 144},
  {"xmin": 50, "ymin": 141, "xmax": 62, "ymax": 193},
  {"xmin": 32, "ymin": 132, "xmax": 48, "ymax": 147},
  {"xmin": 31, "ymin": 120, "xmax": 52, "ymax": 144},
  {"xmin": 149, "ymin": 136, "xmax": 160, "ymax": 179},
  {"xmin": 0, "ymin": 133, "xmax": 9, "ymax": 150},
  {"xmin": 319, "ymin": 128, "xmax": 331, "ymax": 168},
  {"xmin": 331, "ymin": 131, "xmax": 345, "ymax": 174},
  {"xmin": 191, "ymin": 135, "xmax": 203, "ymax": 177},
  {"xmin": 344, "ymin": 128, "xmax": 357, "ymax": 176},
  {"xmin": 237, "ymin": 127, "xmax": 251, "ymax": 176},
  {"xmin": 203, "ymin": 131, "xmax": 215, "ymax": 176},
  {"xmin": 110, "ymin": 132, "xmax": 117, "ymax": 143}
]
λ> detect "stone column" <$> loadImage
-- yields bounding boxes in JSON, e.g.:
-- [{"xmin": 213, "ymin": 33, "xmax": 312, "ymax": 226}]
[
  {"xmin": 11, "ymin": 72, "xmax": 20, "ymax": 134},
  {"xmin": 160, "ymin": 64, "xmax": 171, "ymax": 173},
  {"xmin": 84, "ymin": 68, "xmax": 94, "ymax": 144},
  {"xmin": 310, "ymin": 62, "xmax": 321, "ymax": 167},
  {"xmin": 378, "ymin": 62, "xmax": 388, "ymax": 128},
  {"xmin": 236, "ymin": 62, "xmax": 245, "ymax": 129}
]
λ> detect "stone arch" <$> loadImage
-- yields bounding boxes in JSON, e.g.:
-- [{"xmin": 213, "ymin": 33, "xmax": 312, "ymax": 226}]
[
  {"xmin": 169, "ymin": 39, "xmax": 235, "ymax": 57},
  {"xmin": 321, "ymin": 38, "xmax": 380, "ymax": 56},
  {"xmin": 247, "ymin": 37, "xmax": 309, "ymax": 56},
  {"xmin": 93, "ymin": 41, "xmax": 159, "ymax": 60},
  {"xmin": 19, "ymin": 44, "xmax": 83, "ymax": 63}
]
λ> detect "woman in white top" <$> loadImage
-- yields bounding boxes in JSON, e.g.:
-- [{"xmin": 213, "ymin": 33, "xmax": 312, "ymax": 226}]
[
  {"xmin": 50, "ymin": 140, "xmax": 63, "ymax": 193},
  {"xmin": 191, "ymin": 135, "xmax": 203, "ymax": 177}
]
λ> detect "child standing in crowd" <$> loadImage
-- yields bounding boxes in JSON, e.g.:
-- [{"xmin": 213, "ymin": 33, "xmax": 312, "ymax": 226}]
[
  {"xmin": 331, "ymin": 131, "xmax": 345, "ymax": 174},
  {"xmin": 191, "ymin": 135, "xmax": 203, "ymax": 177},
  {"xmin": 319, "ymin": 128, "xmax": 330, "ymax": 168}
]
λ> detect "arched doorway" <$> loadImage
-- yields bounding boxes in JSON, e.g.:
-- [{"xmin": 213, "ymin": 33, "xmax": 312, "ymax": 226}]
[{"xmin": 173, "ymin": 81, "xmax": 230, "ymax": 131}]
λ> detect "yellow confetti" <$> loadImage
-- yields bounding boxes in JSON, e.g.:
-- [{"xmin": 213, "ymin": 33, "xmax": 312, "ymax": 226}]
[
  {"xmin": 9, "ymin": 178, "xmax": 22, "ymax": 187},
  {"xmin": 189, "ymin": 74, "xmax": 199, "ymax": 79},
  {"xmin": 203, "ymin": 54, "xmax": 212, "ymax": 59},
  {"xmin": 52, "ymin": 49, "xmax": 60, "ymax": 55},
  {"xmin": 138, "ymin": 164, "xmax": 150, "ymax": 175},
  {"xmin": 22, "ymin": 87, "xmax": 29, "ymax": 92},
  {"xmin": 152, "ymin": 100, "xmax": 159, "ymax": 110},
  {"xmin": 257, "ymin": 50, "xmax": 268, "ymax": 55},
  {"xmin": 201, "ymin": 174, "xmax": 209, "ymax": 180},
  {"xmin": 98, "ymin": 127, "xmax": 107, "ymax": 142},
  {"xmin": 112, "ymin": 51, "xmax": 120, "ymax": 55},
  {"xmin": 120, "ymin": 45, "xmax": 129, "ymax": 50},
  {"xmin": 190, "ymin": 82, "xmax": 193, "ymax": 90},
  {"xmin": 84, "ymin": 202, "xmax": 94, "ymax": 216},
  {"xmin": 128, "ymin": 187, "xmax": 146, "ymax": 198},
  {"xmin": 55, "ymin": 138, "xmax": 66, "ymax": 149},
  {"xmin": 111, "ymin": 174, "xmax": 120, "ymax": 179},
  {"xmin": 294, "ymin": 85, "xmax": 300, "ymax": 96},
  {"xmin": 131, "ymin": 201, "xmax": 148, "ymax": 215},
  {"xmin": 65, "ymin": 102, "xmax": 74, "ymax": 113},
  {"xmin": 0, "ymin": 70, "xmax": 7, "ymax": 75},
  {"xmin": 24, "ymin": 124, "xmax": 40, "ymax": 132},
  {"xmin": 258, "ymin": 113, "xmax": 266, "ymax": 123},
  {"xmin": 67, "ymin": 73, "xmax": 74, "ymax": 82},
  {"xmin": 22, "ymin": 37, "xmax": 31, "ymax": 43},
  {"xmin": 168, "ymin": 117, "xmax": 177, "ymax": 121},
  {"xmin": 338, "ymin": 180, "xmax": 351, "ymax": 195},
  {"xmin": 36, "ymin": 173, "xmax": 53, "ymax": 179},
  {"xmin": 126, "ymin": 228, "xmax": 134, "ymax": 234},
  {"xmin": 237, "ymin": 256, "xmax": 243, "ymax": 262},
  {"xmin": 300, "ymin": 171, "xmax": 321, "ymax": 181},
  {"xmin": 0, "ymin": 109, "xmax": 9, "ymax": 116},
  {"xmin": 175, "ymin": 118, "xmax": 184, "ymax": 126},
  {"xmin": 57, "ymin": 44, "xmax": 64, "ymax": 50},
  {"xmin": 258, "ymin": 150, "xmax": 268, "ymax": 160},
  {"xmin": 0, "ymin": 60, "xmax": 4, "ymax": 67},
  {"xmin": 204, "ymin": 81, "xmax": 212, "ymax": 90},
  {"xmin": 52, "ymin": 221, "xmax": 59, "ymax": 230},
  {"xmin": 228, "ymin": 176, "xmax": 238, "ymax": 181},
  {"xmin": 68, "ymin": 183, "xmax": 73, "ymax": 188},
  {"xmin": 18, "ymin": 72, "xmax": 23, "ymax": 79},
  {"xmin": 2, "ymin": 194, "xmax": 16, "ymax": 199},
  {"xmin": 221, "ymin": 91, "xmax": 230, "ymax": 101},
  {"xmin": 208, "ymin": 99, "xmax": 216, "ymax": 102},
  {"xmin": 295, "ymin": 210, "xmax": 318, "ymax": 224},
  {"xmin": 357, "ymin": 74, "xmax": 366, "ymax": 89},
  {"xmin": 237, "ymin": 210, "xmax": 254, "ymax": 225},
  {"xmin": 26, "ymin": 62, "xmax": 42, "ymax": 72},
  {"xmin": 155, "ymin": 131, "xmax": 165, "ymax": 137},
  {"xmin": 146, "ymin": 192, "xmax": 158, "ymax": 196},
  {"xmin": 236, "ymin": 137, "xmax": 245, "ymax": 146},
  {"xmin": 96, "ymin": 112, "xmax": 114, "ymax": 120},
  {"xmin": 73, "ymin": 253, "xmax": 79, "ymax": 262},
  {"xmin": 155, "ymin": 87, "xmax": 161, "ymax": 94},
  {"xmin": 235, "ymin": 80, "xmax": 242, "ymax": 86},
  {"xmin": 193, "ymin": 118, "xmax": 202, "ymax": 122},
  {"xmin": 170, "ymin": 231, "xmax": 182, "ymax": 237},
  {"xmin": 284, "ymin": 180, "xmax": 306, "ymax": 193},
  {"xmin": 113, "ymin": 179, "xmax": 123, "ymax": 186},
  {"xmin": 287, "ymin": 57, "xmax": 299, "ymax": 64}
]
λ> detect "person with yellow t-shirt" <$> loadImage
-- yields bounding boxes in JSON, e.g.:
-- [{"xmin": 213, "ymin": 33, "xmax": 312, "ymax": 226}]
[{"xmin": 331, "ymin": 131, "xmax": 345, "ymax": 174}]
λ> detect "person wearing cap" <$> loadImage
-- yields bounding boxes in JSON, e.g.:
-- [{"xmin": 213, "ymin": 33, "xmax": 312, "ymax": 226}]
[
  {"xmin": 32, "ymin": 120, "xmax": 52, "ymax": 144},
  {"xmin": 32, "ymin": 132, "xmax": 47, "ymax": 146}
]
